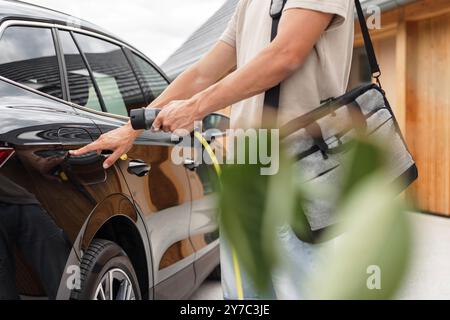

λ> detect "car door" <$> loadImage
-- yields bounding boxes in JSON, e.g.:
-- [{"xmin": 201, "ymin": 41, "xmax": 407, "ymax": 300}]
[
  {"xmin": 86, "ymin": 114, "xmax": 196, "ymax": 299},
  {"xmin": 127, "ymin": 52, "xmax": 226, "ymax": 289},
  {"xmin": 188, "ymin": 115, "xmax": 229, "ymax": 284},
  {"xmin": 70, "ymin": 33, "xmax": 197, "ymax": 299},
  {"xmin": 120, "ymin": 134, "xmax": 196, "ymax": 300}
]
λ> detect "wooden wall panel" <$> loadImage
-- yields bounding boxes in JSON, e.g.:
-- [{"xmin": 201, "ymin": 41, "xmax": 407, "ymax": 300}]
[
  {"xmin": 406, "ymin": 12, "xmax": 450, "ymax": 215},
  {"xmin": 373, "ymin": 37, "xmax": 398, "ymax": 115}
]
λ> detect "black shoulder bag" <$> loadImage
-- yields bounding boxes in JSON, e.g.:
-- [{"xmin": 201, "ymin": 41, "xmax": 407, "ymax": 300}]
[{"xmin": 265, "ymin": 0, "xmax": 418, "ymax": 241}]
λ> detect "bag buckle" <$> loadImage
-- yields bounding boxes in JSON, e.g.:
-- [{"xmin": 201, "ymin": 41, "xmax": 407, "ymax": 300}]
[
  {"xmin": 374, "ymin": 72, "xmax": 383, "ymax": 90},
  {"xmin": 306, "ymin": 122, "xmax": 329, "ymax": 160}
]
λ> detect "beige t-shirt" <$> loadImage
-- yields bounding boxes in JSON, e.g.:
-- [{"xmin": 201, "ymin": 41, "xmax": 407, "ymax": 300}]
[{"xmin": 221, "ymin": 0, "xmax": 354, "ymax": 129}]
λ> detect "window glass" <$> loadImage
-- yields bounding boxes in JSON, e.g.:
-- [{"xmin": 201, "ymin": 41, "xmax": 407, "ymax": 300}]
[
  {"xmin": 132, "ymin": 53, "xmax": 168, "ymax": 102},
  {"xmin": 58, "ymin": 30, "xmax": 102, "ymax": 111},
  {"xmin": 74, "ymin": 33, "xmax": 146, "ymax": 116},
  {"xmin": 0, "ymin": 26, "xmax": 62, "ymax": 99}
]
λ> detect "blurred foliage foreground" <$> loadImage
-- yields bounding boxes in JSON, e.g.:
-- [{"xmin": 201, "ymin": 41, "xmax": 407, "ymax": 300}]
[{"xmin": 217, "ymin": 134, "xmax": 412, "ymax": 299}]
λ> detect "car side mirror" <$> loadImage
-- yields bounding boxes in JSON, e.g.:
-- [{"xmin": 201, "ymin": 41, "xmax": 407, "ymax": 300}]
[
  {"xmin": 202, "ymin": 113, "xmax": 230, "ymax": 142},
  {"xmin": 203, "ymin": 113, "xmax": 230, "ymax": 132}
]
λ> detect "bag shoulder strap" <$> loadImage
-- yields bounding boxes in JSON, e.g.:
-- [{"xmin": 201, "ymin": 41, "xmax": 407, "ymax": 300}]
[
  {"xmin": 264, "ymin": 0, "xmax": 288, "ymax": 110},
  {"xmin": 354, "ymin": 0, "xmax": 381, "ymax": 80},
  {"xmin": 264, "ymin": 0, "xmax": 381, "ymax": 112}
]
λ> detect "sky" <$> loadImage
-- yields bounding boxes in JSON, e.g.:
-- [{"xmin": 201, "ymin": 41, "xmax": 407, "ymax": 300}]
[{"xmin": 24, "ymin": 0, "xmax": 225, "ymax": 65}]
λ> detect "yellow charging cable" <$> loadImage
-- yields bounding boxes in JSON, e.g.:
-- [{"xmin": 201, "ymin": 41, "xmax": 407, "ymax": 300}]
[{"xmin": 194, "ymin": 131, "xmax": 244, "ymax": 300}]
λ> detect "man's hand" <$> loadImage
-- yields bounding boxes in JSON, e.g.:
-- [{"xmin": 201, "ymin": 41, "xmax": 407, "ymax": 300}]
[
  {"xmin": 152, "ymin": 98, "xmax": 204, "ymax": 133},
  {"xmin": 69, "ymin": 122, "xmax": 142, "ymax": 169}
]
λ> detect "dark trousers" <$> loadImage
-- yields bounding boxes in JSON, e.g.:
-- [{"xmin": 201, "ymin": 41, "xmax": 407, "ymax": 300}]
[{"xmin": 0, "ymin": 203, "xmax": 70, "ymax": 300}]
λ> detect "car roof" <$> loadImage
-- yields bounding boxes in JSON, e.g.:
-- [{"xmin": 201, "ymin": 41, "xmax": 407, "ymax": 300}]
[
  {"xmin": 0, "ymin": 0, "xmax": 170, "ymax": 80},
  {"xmin": 0, "ymin": 0, "xmax": 127, "ymax": 47}
]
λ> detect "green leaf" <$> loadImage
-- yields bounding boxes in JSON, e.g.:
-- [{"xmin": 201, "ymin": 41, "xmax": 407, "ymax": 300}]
[
  {"xmin": 219, "ymin": 163, "xmax": 272, "ymax": 291},
  {"xmin": 218, "ymin": 136, "xmax": 411, "ymax": 299},
  {"xmin": 219, "ymin": 148, "xmax": 311, "ymax": 293},
  {"xmin": 308, "ymin": 174, "xmax": 411, "ymax": 299},
  {"xmin": 262, "ymin": 151, "xmax": 298, "ymax": 264}
]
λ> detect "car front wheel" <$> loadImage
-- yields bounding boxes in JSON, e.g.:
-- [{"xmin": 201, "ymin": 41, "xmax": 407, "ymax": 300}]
[{"xmin": 71, "ymin": 239, "xmax": 141, "ymax": 300}]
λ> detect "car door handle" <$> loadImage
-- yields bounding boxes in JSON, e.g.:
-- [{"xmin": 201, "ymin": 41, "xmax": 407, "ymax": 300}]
[
  {"xmin": 183, "ymin": 158, "xmax": 199, "ymax": 171},
  {"xmin": 128, "ymin": 160, "xmax": 151, "ymax": 177},
  {"xmin": 67, "ymin": 151, "xmax": 102, "ymax": 165}
]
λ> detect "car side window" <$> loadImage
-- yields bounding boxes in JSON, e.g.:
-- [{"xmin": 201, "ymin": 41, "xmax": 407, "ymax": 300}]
[
  {"xmin": 131, "ymin": 53, "xmax": 169, "ymax": 103},
  {"xmin": 0, "ymin": 26, "xmax": 62, "ymax": 99},
  {"xmin": 74, "ymin": 33, "xmax": 146, "ymax": 116},
  {"xmin": 58, "ymin": 30, "xmax": 102, "ymax": 112}
]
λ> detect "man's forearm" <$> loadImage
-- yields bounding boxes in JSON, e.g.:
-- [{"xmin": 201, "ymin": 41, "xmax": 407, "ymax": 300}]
[
  {"xmin": 149, "ymin": 41, "xmax": 237, "ymax": 109},
  {"xmin": 191, "ymin": 44, "xmax": 300, "ymax": 118},
  {"xmin": 148, "ymin": 65, "xmax": 213, "ymax": 108}
]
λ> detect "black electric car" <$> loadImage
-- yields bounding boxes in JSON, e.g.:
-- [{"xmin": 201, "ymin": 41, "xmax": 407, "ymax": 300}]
[{"xmin": 0, "ymin": 0, "xmax": 225, "ymax": 300}]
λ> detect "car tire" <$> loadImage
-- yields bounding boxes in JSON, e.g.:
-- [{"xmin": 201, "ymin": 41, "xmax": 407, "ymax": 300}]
[{"xmin": 71, "ymin": 239, "xmax": 141, "ymax": 300}]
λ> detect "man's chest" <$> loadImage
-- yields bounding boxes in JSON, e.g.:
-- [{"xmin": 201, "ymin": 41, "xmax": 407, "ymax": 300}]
[{"xmin": 236, "ymin": 0, "xmax": 273, "ymax": 64}]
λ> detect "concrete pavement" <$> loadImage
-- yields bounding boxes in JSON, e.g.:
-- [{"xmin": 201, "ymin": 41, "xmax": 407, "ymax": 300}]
[{"xmin": 191, "ymin": 212, "xmax": 450, "ymax": 300}]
